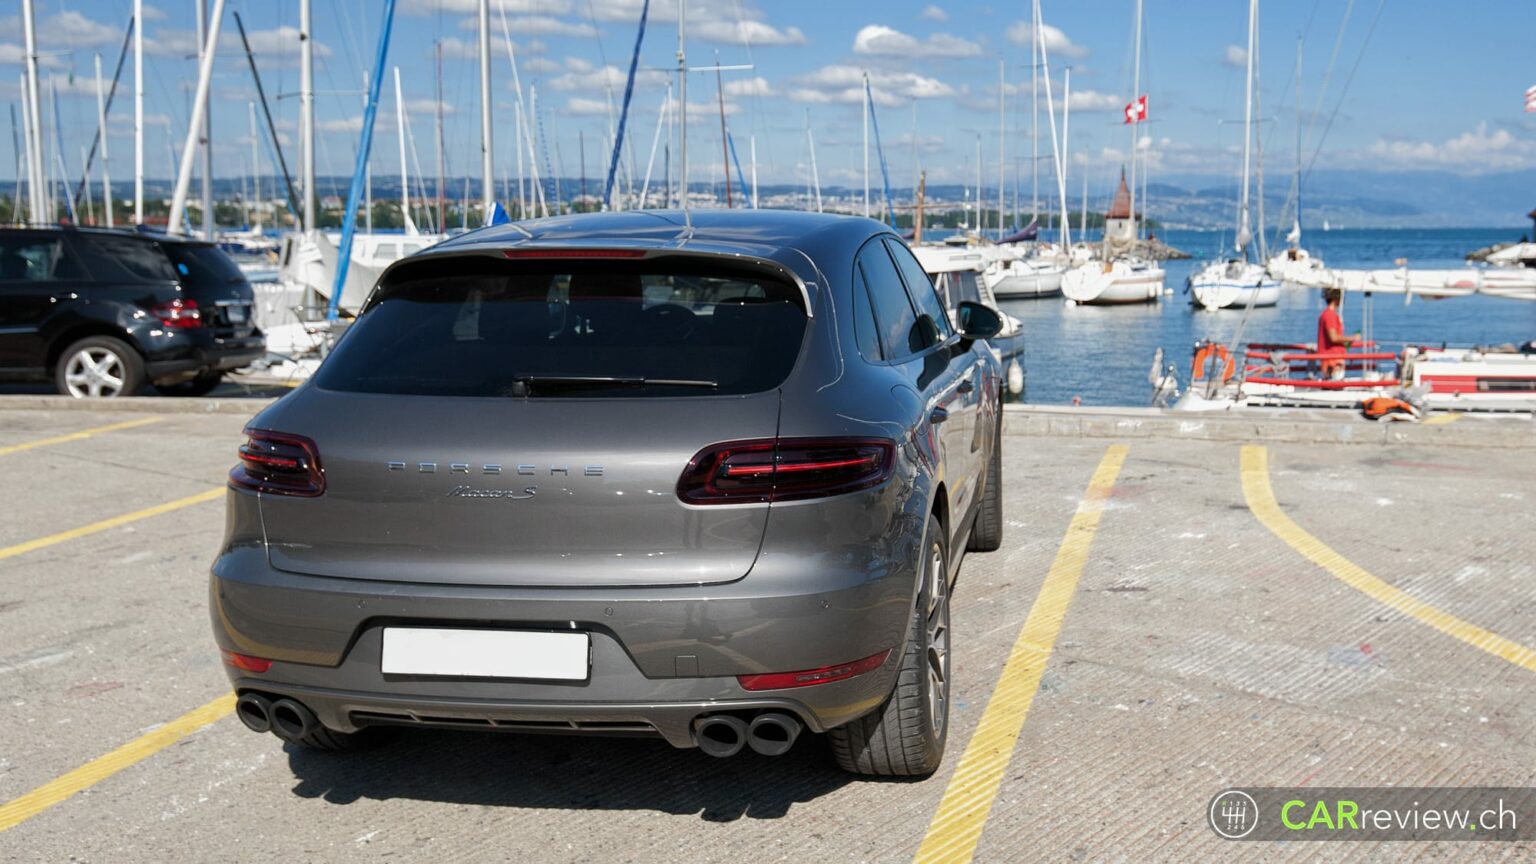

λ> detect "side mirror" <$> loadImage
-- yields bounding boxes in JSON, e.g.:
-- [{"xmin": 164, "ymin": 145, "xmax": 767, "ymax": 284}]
[{"xmin": 956, "ymin": 301, "xmax": 1003, "ymax": 340}]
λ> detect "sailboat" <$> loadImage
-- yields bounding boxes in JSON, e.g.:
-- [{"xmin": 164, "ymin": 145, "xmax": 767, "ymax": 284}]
[
  {"xmin": 1189, "ymin": 0, "xmax": 1279, "ymax": 311},
  {"xmin": 1061, "ymin": 0, "xmax": 1165, "ymax": 305},
  {"xmin": 989, "ymin": 31, "xmax": 1065, "ymax": 300},
  {"xmin": 1265, "ymin": 38, "xmax": 1331, "ymax": 288}
]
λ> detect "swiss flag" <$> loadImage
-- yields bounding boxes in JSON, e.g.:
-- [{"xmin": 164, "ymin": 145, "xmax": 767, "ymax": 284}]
[
  {"xmin": 1124, "ymin": 95, "xmax": 1148, "ymax": 124},
  {"xmin": 1525, "ymin": 84, "xmax": 1536, "ymax": 113}
]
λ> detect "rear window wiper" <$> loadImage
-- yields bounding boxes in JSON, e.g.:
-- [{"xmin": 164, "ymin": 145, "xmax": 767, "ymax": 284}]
[{"xmin": 509, "ymin": 375, "xmax": 719, "ymax": 395}]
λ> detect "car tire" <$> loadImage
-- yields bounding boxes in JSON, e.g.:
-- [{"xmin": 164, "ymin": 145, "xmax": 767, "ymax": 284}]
[
  {"xmin": 154, "ymin": 370, "xmax": 223, "ymax": 397},
  {"xmin": 829, "ymin": 513, "xmax": 949, "ymax": 777},
  {"xmin": 54, "ymin": 336, "xmax": 145, "ymax": 398},
  {"xmin": 967, "ymin": 410, "xmax": 1004, "ymax": 553}
]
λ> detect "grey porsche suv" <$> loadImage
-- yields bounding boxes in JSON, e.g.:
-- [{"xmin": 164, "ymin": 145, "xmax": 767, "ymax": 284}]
[{"xmin": 211, "ymin": 210, "xmax": 1005, "ymax": 776}]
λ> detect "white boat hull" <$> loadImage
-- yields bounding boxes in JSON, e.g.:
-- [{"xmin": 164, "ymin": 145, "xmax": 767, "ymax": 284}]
[
  {"xmin": 991, "ymin": 269, "xmax": 1063, "ymax": 298},
  {"xmin": 1061, "ymin": 262, "xmax": 1165, "ymax": 305},
  {"xmin": 1189, "ymin": 262, "xmax": 1281, "ymax": 310}
]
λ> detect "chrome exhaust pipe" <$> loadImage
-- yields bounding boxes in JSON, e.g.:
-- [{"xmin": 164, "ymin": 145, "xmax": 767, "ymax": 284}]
[
  {"xmin": 269, "ymin": 698, "xmax": 317, "ymax": 742},
  {"xmin": 235, "ymin": 693, "xmax": 273, "ymax": 734},
  {"xmin": 693, "ymin": 715, "xmax": 748, "ymax": 758},
  {"xmin": 746, "ymin": 712, "xmax": 803, "ymax": 757}
]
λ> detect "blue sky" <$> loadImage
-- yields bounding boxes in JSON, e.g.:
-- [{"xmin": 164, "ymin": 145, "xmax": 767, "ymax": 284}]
[{"xmin": 4, "ymin": 0, "xmax": 1535, "ymax": 201}]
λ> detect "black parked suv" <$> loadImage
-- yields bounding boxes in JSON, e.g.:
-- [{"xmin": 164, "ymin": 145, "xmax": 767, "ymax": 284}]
[{"xmin": 0, "ymin": 227, "xmax": 265, "ymax": 397}]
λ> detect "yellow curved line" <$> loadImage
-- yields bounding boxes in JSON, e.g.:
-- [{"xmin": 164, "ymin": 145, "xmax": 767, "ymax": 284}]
[
  {"xmin": 0, "ymin": 694, "xmax": 234, "ymax": 832},
  {"xmin": 915, "ymin": 444, "xmax": 1129, "ymax": 864},
  {"xmin": 1241, "ymin": 445, "xmax": 1536, "ymax": 674}
]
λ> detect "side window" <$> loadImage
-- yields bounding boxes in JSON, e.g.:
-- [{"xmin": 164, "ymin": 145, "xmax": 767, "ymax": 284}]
[
  {"xmin": 884, "ymin": 238, "xmax": 953, "ymax": 339},
  {"xmin": 77, "ymin": 235, "xmax": 177, "ymax": 281},
  {"xmin": 855, "ymin": 240, "xmax": 923, "ymax": 361},
  {"xmin": 0, "ymin": 234, "xmax": 84, "ymax": 281},
  {"xmin": 851, "ymin": 262, "xmax": 883, "ymax": 361}
]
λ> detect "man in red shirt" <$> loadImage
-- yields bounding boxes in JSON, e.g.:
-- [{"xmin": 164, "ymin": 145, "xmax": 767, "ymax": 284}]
[{"xmin": 1316, "ymin": 288, "xmax": 1359, "ymax": 379}]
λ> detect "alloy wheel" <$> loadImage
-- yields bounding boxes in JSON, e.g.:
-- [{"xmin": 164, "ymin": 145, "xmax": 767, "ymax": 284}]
[
  {"xmin": 63, "ymin": 348, "xmax": 127, "ymax": 398},
  {"xmin": 924, "ymin": 541, "xmax": 950, "ymax": 735}
]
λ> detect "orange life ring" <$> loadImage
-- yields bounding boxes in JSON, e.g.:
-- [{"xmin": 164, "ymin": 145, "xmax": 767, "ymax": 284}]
[{"xmin": 1191, "ymin": 343, "xmax": 1236, "ymax": 383}]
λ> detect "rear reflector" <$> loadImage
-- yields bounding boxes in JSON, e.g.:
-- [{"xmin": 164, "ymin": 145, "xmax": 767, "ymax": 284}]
[
  {"xmin": 677, "ymin": 437, "xmax": 896, "ymax": 505},
  {"xmin": 737, "ymin": 650, "xmax": 891, "ymax": 691},
  {"xmin": 502, "ymin": 248, "xmax": 647, "ymax": 259},
  {"xmin": 221, "ymin": 650, "xmax": 272, "ymax": 673},
  {"xmin": 228, "ymin": 428, "xmax": 325, "ymax": 497}
]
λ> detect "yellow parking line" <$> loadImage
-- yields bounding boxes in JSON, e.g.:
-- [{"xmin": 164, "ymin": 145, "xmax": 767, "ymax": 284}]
[
  {"xmin": 1241, "ymin": 445, "xmax": 1536, "ymax": 673},
  {"xmin": 1422, "ymin": 412, "xmax": 1463, "ymax": 426},
  {"xmin": 0, "ymin": 694, "xmax": 234, "ymax": 833},
  {"xmin": 0, "ymin": 488, "xmax": 224, "ymax": 562},
  {"xmin": 915, "ymin": 444, "xmax": 1128, "ymax": 864},
  {"xmin": 0, "ymin": 417, "xmax": 163, "ymax": 457}
]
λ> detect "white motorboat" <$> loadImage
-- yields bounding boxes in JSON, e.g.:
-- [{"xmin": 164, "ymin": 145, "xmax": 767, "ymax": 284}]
[
  {"xmin": 1266, "ymin": 245, "xmax": 1332, "ymax": 287},
  {"xmin": 1189, "ymin": 260, "xmax": 1280, "ymax": 311},
  {"xmin": 912, "ymin": 245, "xmax": 1028, "ymax": 397}
]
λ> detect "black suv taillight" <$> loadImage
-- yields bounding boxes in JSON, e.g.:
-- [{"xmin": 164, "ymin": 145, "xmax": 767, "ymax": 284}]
[
  {"xmin": 677, "ymin": 437, "xmax": 896, "ymax": 505},
  {"xmin": 229, "ymin": 429, "xmax": 325, "ymax": 497}
]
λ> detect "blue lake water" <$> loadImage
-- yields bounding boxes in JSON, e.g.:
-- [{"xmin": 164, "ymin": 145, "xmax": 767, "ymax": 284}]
[{"xmin": 984, "ymin": 227, "xmax": 1536, "ymax": 406}]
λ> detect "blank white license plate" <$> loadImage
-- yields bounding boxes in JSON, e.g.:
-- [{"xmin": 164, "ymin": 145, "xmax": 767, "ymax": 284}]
[{"xmin": 381, "ymin": 628, "xmax": 589, "ymax": 680}]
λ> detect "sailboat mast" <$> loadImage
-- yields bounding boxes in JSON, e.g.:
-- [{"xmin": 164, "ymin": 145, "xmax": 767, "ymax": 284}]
[
  {"xmin": 1129, "ymin": 0, "xmax": 1142, "ymax": 243},
  {"xmin": 1061, "ymin": 67, "xmax": 1071, "ymax": 249},
  {"xmin": 394, "ymin": 67, "xmax": 413, "ymax": 233},
  {"xmin": 862, "ymin": 71, "xmax": 869, "ymax": 218},
  {"xmin": 300, "ymin": 0, "xmax": 314, "ymax": 231},
  {"xmin": 96, "ymin": 54, "xmax": 114, "ymax": 228},
  {"xmin": 248, "ymin": 101, "xmax": 259, "ymax": 229},
  {"xmin": 1253, "ymin": 6, "xmax": 1267, "ymax": 263},
  {"xmin": 1292, "ymin": 36, "xmax": 1302, "ymax": 247},
  {"xmin": 435, "ymin": 40, "xmax": 445, "ymax": 230},
  {"xmin": 716, "ymin": 54, "xmax": 730, "ymax": 208},
  {"xmin": 197, "ymin": 0, "xmax": 213, "ymax": 239},
  {"xmin": 997, "ymin": 60, "xmax": 1004, "ymax": 238},
  {"xmin": 1030, "ymin": 0, "xmax": 1038, "ymax": 224},
  {"xmin": 676, "ymin": 0, "xmax": 687, "ymax": 211},
  {"xmin": 21, "ymin": 0, "xmax": 45, "ymax": 224},
  {"xmin": 806, "ymin": 111, "xmax": 822, "ymax": 213},
  {"xmin": 1237, "ymin": 0, "xmax": 1255, "ymax": 257},
  {"xmin": 478, "ymin": 0, "xmax": 493, "ymax": 222},
  {"xmin": 168, "ymin": 0, "xmax": 226, "ymax": 235},
  {"xmin": 133, "ymin": 0, "xmax": 143, "ymax": 224}
]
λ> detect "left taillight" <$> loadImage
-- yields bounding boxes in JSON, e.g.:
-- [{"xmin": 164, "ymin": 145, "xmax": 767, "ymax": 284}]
[
  {"xmin": 150, "ymin": 297, "xmax": 202, "ymax": 328},
  {"xmin": 677, "ymin": 437, "xmax": 896, "ymax": 505},
  {"xmin": 229, "ymin": 429, "xmax": 325, "ymax": 497}
]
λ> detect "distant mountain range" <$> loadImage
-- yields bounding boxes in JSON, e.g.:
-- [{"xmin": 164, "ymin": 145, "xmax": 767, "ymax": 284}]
[{"xmin": 97, "ymin": 167, "xmax": 1536, "ymax": 231}]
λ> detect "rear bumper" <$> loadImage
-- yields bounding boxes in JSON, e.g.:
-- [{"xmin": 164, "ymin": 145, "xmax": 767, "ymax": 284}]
[
  {"xmin": 141, "ymin": 329, "xmax": 265, "ymax": 381},
  {"xmin": 210, "ymin": 534, "xmax": 918, "ymax": 747}
]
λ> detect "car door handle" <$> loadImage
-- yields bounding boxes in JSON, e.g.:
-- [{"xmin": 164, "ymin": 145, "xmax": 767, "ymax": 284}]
[
  {"xmin": 957, "ymin": 379, "xmax": 974, "ymax": 394},
  {"xmin": 929, "ymin": 407, "xmax": 950, "ymax": 425}
]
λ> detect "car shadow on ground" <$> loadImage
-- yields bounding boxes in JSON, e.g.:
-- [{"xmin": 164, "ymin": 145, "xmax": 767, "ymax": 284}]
[{"xmin": 284, "ymin": 729, "xmax": 917, "ymax": 821}]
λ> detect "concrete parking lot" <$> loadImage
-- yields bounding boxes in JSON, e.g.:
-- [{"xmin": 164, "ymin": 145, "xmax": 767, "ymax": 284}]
[{"xmin": 0, "ymin": 403, "xmax": 1532, "ymax": 861}]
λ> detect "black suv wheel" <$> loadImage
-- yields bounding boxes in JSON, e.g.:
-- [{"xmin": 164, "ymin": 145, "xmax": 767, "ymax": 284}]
[{"xmin": 54, "ymin": 336, "xmax": 145, "ymax": 398}]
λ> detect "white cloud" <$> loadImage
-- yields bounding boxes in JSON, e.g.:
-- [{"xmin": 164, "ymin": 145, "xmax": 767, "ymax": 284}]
[
  {"xmin": 564, "ymin": 97, "xmax": 612, "ymax": 117},
  {"xmin": 523, "ymin": 56, "xmax": 561, "ymax": 73},
  {"xmin": 692, "ymin": 19, "xmax": 806, "ymax": 46},
  {"xmin": 437, "ymin": 36, "xmax": 480, "ymax": 60},
  {"xmin": 723, "ymin": 76, "xmax": 774, "ymax": 98},
  {"xmin": 852, "ymin": 24, "xmax": 980, "ymax": 59},
  {"xmin": 458, "ymin": 14, "xmax": 595, "ymax": 37},
  {"xmin": 402, "ymin": 98, "xmax": 456, "ymax": 117},
  {"xmin": 1005, "ymin": 21, "xmax": 1087, "ymax": 59},
  {"xmin": 789, "ymin": 65, "xmax": 956, "ymax": 108},
  {"xmin": 139, "ymin": 5, "xmax": 168, "ymax": 22},
  {"xmin": 144, "ymin": 26, "xmax": 332, "ymax": 62},
  {"xmin": 1366, "ymin": 123, "xmax": 1536, "ymax": 173},
  {"xmin": 0, "ymin": 43, "xmax": 64, "ymax": 69},
  {"xmin": 1069, "ymin": 89, "xmax": 1123, "ymax": 112},
  {"xmin": 549, "ymin": 63, "xmax": 667, "ymax": 94},
  {"xmin": 404, "ymin": 0, "xmax": 573, "ymax": 14},
  {"xmin": 921, "ymin": 5, "xmax": 949, "ymax": 22},
  {"xmin": 1223, "ymin": 44, "xmax": 1247, "ymax": 68},
  {"xmin": 40, "ymin": 11, "xmax": 122, "ymax": 49}
]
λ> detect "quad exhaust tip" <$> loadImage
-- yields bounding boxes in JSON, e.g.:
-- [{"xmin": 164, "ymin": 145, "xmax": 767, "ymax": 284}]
[
  {"xmin": 746, "ymin": 712, "xmax": 802, "ymax": 757},
  {"xmin": 235, "ymin": 693, "xmax": 273, "ymax": 734},
  {"xmin": 269, "ymin": 698, "xmax": 318, "ymax": 742}
]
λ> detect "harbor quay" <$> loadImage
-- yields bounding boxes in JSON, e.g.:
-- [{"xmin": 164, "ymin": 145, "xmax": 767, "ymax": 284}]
[{"xmin": 0, "ymin": 398, "xmax": 1531, "ymax": 861}]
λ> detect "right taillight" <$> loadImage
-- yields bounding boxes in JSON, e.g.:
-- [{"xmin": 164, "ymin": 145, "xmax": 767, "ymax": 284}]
[
  {"xmin": 677, "ymin": 437, "xmax": 896, "ymax": 505},
  {"xmin": 229, "ymin": 429, "xmax": 325, "ymax": 497},
  {"xmin": 150, "ymin": 297, "xmax": 203, "ymax": 328}
]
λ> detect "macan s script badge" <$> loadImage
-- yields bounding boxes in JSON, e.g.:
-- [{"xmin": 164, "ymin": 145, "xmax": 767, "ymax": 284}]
[{"xmin": 446, "ymin": 485, "xmax": 539, "ymax": 500}]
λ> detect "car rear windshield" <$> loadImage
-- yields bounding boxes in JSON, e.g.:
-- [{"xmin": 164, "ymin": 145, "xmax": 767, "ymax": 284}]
[
  {"xmin": 314, "ymin": 256, "xmax": 808, "ymax": 398},
  {"xmin": 163, "ymin": 243, "xmax": 247, "ymax": 288}
]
